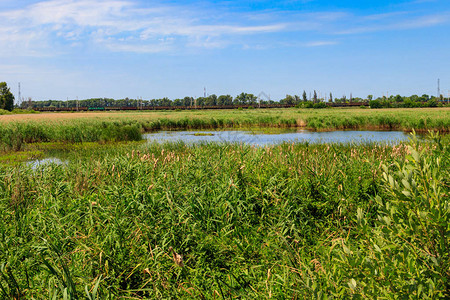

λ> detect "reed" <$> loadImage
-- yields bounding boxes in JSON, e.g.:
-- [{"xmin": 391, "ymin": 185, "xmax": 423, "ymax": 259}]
[
  {"xmin": 0, "ymin": 121, "xmax": 142, "ymax": 151},
  {"xmin": 1, "ymin": 132, "xmax": 447, "ymax": 298}
]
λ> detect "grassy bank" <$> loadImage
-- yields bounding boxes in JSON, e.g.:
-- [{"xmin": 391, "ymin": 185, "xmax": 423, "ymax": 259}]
[
  {"xmin": 0, "ymin": 134, "xmax": 448, "ymax": 298},
  {"xmin": 1, "ymin": 107, "xmax": 449, "ymax": 151}
]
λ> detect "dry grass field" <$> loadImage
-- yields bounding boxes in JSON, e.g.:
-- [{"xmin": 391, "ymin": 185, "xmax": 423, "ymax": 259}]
[{"xmin": 1, "ymin": 107, "xmax": 449, "ymax": 126}]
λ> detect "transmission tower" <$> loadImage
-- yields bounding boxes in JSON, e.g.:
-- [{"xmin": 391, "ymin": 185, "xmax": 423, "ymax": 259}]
[{"xmin": 257, "ymin": 92, "xmax": 270, "ymax": 108}]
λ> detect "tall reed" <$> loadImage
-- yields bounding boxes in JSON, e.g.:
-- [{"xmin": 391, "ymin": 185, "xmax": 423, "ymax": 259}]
[{"xmin": 2, "ymin": 135, "xmax": 445, "ymax": 298}]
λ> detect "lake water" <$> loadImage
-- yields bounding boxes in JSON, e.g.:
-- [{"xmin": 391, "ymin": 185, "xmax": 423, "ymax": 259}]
[{"xmin": 144, "ymin": 129, "xmax": 412, "ymax": 146}]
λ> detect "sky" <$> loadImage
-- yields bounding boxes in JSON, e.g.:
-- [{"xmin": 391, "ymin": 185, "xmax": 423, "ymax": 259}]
[{"xmin": 0, "ymin": 0, "xmax": 449, "ymax": 101}]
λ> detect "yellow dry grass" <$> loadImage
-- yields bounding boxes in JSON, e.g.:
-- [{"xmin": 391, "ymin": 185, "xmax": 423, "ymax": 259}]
[
  {"xmin": 1, "ymin": 107, "xmax": 449, "ymax": 126},
  {"xmin": 0, "ymin": 111, "xmax": 184, "ymax": 123}
]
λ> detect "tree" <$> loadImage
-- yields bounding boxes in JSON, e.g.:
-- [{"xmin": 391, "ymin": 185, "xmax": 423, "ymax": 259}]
[
  {"xmin": 369, "ymin": 100, "xmax": 383, "ymax": 108},
  {"xmin": 183, "ymin": 96, "xmax": 194, "ymax": 106},
  {"xmin": 204, "ymin": 94, "xmax": 217, "ymax": 106},
  {"xmin": 234, "ymin": 93, "xmax": 256, "ymax": 105},
  {"xmin": 217, "ymin": 95, "xmax": 233, "ymax": 106},
  {"xmin": 302, "ymin": 90, "xmax": 307, "ymax": 102},
  {"xmin": 313, "ymin": 90, "xmax": 317, "ymax": 103},
  {"xmin": 419, "ymin": 94, "xmax": 429, "ymax": 102},
  {"xmin": 281, "ymin": 95, "xmax": 295, "ymax": 105},
  {"xmin": 0, "ymin": 82, "xmax": 14, "ymax": 111},
  {"xmin": 329, "ymin": 92, "xmax": 333, "ymax": 103}
]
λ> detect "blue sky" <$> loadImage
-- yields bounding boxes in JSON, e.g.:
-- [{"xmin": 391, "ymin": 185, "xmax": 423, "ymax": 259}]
[{"xmin": 0, "ymin": 0, "xmax": 449, "ymax": 101}]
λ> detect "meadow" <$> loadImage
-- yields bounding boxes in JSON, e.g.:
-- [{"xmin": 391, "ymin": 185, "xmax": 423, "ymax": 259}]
[{"xmin": 0, "ymin": 108, "xmax": 449, "ymax": 298}]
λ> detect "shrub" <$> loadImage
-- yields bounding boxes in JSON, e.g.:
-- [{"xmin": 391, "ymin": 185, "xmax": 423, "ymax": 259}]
[
  {"xmin": 313, "ymin": 102, "xmax": 327, "ymax": 109},
  {"xmin": 0, "ymin": 109, "xmax": 11, "ymax": 115},
  {"xmin": 427, "ymin": 99, "xmax": 438, "ymax": 107},
  {"xmin": 325, "ymin": 133, "xmax": 450, "ymax": 298},
  {"xmin": 369, "ymin": 100, "xmax": 383, "ymax": 109}
]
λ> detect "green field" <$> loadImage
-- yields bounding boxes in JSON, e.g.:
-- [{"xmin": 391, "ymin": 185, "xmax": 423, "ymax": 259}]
[{"xmin": 0, "ymin": 108, "xmax": 449, "ymax": 298}]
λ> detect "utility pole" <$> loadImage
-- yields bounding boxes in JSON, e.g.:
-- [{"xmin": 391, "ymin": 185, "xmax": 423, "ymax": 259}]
[
  {"xmin": 437, "ymin": 78, "xmax": 440, "ymax": 99},
  {"xmin": 18, "ymin": 82, "xmax": 21, "ymax": 108}
]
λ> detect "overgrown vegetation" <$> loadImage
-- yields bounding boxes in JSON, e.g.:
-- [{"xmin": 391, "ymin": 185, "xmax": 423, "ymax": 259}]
[{"xmin": 0, "ymin": 132, "xmax": 448, "ymax": 298}]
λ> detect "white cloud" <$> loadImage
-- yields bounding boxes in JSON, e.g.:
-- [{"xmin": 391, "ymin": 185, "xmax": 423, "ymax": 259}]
[
  {"xmin": 305, "ymin": 41, "xmax": 337, "ymax": 47},
  {"xmin": 335, "ymin": 12, "xmax": 450, "ymax": 35},
  {"xmin": 0, "ymin": 0, "xmax": 448, "ymax": 56},
  {"xmin": 0, "ymin": 0, "xmax": 291, "ymax": 55}
]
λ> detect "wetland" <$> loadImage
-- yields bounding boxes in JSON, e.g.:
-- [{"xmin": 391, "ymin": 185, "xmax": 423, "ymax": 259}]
[{"xmin": 0, "ymin": 108, "xmax": 449, "ymax": 298}]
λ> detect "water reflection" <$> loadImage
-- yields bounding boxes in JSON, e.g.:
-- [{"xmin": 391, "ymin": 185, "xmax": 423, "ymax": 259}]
[
  {"xmin": 144, "ymin": 129, "xmax": 412, "ymax": 145},
  {"xmin": 27, "ymin": 157, "xmax": 67, "ymax": 169}
]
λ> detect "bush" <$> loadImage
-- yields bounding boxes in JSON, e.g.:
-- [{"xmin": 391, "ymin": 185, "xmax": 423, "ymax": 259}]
[
  {"xmin": 11, "ymin": 108, "xmax": 37, "ymax": 114},
  {"xmin": 0, "ymin": 109, "xmax": 12, "ymax": 115},
  {"xmin": 313, "ymin": 102, "xmax": 328, "ymax": 109},
  {"xmin": 427, "ymin": 99, "xmax": 438, "ymax": 107},
  {"xmin": 369, "ymin": 100, "xmax": 383, "ymax": 109},
  {"xmin": 324, "ymin": 133, "xmax": 450, "ymax": 298},
  {"xmin": 302, "ymin": 101, "xmax": 314, "ymax": 108}
]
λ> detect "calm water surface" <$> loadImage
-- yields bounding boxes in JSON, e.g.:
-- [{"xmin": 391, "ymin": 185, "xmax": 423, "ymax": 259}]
[{"xmin": 144, "ymin": 129, "xmax": 412, "ymax": 145}]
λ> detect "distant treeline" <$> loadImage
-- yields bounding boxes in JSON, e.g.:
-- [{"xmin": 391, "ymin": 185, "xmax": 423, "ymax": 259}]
[{"xmin": 23, "ymin": 91, "xmax": 449, "ymax": 109}]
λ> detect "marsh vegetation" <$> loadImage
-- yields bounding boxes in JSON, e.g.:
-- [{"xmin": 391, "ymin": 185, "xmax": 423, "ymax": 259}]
[{"xmin": 0, "ymin": 109, "xmax": 449, "ymax": 298}]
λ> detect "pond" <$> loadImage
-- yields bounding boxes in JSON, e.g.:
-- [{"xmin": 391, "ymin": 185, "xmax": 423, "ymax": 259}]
[{"xmin": 144, "ymin": 129, "xmax": 413, "ymax": 146}]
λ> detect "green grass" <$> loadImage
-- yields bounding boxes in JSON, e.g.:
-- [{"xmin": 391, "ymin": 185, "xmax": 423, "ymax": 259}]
[
  {"xmin": 0, "ymin": 150, "xmax": 43, "ymax": 166},
  {"xmin": 1, "ymin": 132, "xmax": 448, "ymax": 298},
  {"xmin": 193, "ymin": 133, "xmax": 214, "ymax": 136}
]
